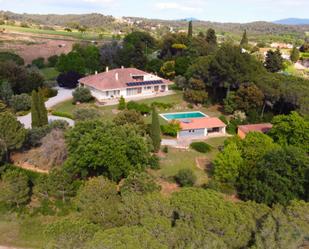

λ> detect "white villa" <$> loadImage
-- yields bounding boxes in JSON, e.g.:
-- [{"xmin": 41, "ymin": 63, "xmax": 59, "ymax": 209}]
[{"xmin": 78, "ymin": 67, "xmax": 172, "ymax": 102}]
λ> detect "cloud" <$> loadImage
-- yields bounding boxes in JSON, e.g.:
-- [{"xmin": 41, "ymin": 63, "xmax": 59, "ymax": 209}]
[{"xmin": 155, "ymin": 1, "xmax": 202, "ymax": 12}]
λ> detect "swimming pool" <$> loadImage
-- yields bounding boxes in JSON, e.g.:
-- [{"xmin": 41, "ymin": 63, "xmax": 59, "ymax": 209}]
[{"xmin": 160, "ymin": 111, "xmax": 207, "ymax": 121}]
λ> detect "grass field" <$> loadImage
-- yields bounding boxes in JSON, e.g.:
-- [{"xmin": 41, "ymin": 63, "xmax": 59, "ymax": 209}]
[
  {"xmin": 0, "ymin": 25, "xmax": 113, "ymax": 41},
  {"xmin": 0, "ymin": 212, "xmax": 51, "ymax": 248},
  {"xmin": 40, "ymin": 67, "xmax": 59, "ymax": 81},
  {"xmin": 154, "ymin": 137, "xmax": 227, "ymax": 186}
]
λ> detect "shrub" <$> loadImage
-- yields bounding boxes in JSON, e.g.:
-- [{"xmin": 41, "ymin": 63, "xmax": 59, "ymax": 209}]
[
  {"xmin": 49, "ymin": 120, "xmax": 69, "ymax": 130},
  {"xmin": 39, "ymin": 87, "xmax": 58, "ymax": 98},
  {"xmin": 190, "ymin": 142, "xmax": 212, "ymax": 153},
  {"xmin": 118, "ymin": 96, "xmax": 126, "ymax": 110},
  {"xmin": 0, "ymin": 52, "xmax": 24, "ymax": 65},
  {"xmin": 175, "ymin": 169, "xmax": 197, "ymax": 187},
  {"xmin": 161, "ymin": 121, "xmax": 181, "ymax": 137},
  {"xmin": 219, "ymin": 115, "xmax": 228, "ymax": 125},
  {"xmin": 26, "ymin": 126, "xmax": 50, "ymax": 148},
  {"xmin": 72, "ymin": 87, "xmax": 93, "ymax": 103},
  {"xmin": 73, "ymin": 108, "xmax": 102, "ymax": 122},
  {"xmin": 149, "ymin": 155, "xmax": 160, "ymax": 170},
  {"xmin": 163, "ymin": 146, "xmax": 169, "ymax": 153},
  {"xmin": 184, "ymin": 90, "xmax": 208, "ymax": 104},
  {"xmin": 10, "ymin": 94, "xmax": 31, "ymax": 112},
  {"xmin": 57, "ymin": 71, "xmax": 83, "ymax": 89},
  {"xmin": 32, "ymin": 57, "xmax": 45, "ymax": 69},
  {"xmin": 127, "ymin": 101, "xmax": 151, "ymax": 115},
  {"xmin": 151, "ymin": 101, "xmax": 174, "ymax": 110},
  {"xmin": 51, "ymin": 111, "xmax": 73, "ymax": 119},
  {"xmin": 47, "ymin": 55, "xmax": 59, "ymax": 67}
]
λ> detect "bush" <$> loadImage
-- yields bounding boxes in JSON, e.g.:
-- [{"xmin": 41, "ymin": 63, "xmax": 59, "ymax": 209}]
[
  {"xmin": 32, "ymin": 57, "xmax": 45, "ymax": 69},
  {"xmin": 219, "ymin": 115, "xmax": 228, "ymax": 125},
  {"xmin": 161, "ymin": 121, "xmax": 181, "ymax": 137},
  {"xmin": 26, "ymin": 126, "xmax": 50, "ymax": 147},
  {"xmin": 0, "ymin": 52, "xmax": 24, "ymax": 65},
  {"xmin": 72, "ymin": 87, "xmax": 93, "ymax": 103},
  {"xmin": 127, "ymin": 101, "xmax": 151, "ymax": 115},
  {"xmin": 163, "ymin": 146, "xmax": 169, "ymax": 153},
  {"xmin": 149, "ymin": 155, "xmax": 160, "ymax": 170},
  {"xmin": 118, "ymin": 96, "xmax": 126, "ymax": 110},
  {"xmin": 51, "ymin": 111, "xmax": 73, "ymax": 119},
  {"xmin": 73, "ymin": 108, "xmax": 102, "ymax": 121},
  {"xmin": 49, "ymin": 120, "xmax": 69, "ymax": 130},
  {"xmin": 190, "ymin": 142, "xmax": 212, "ymax": 153},
  {"xmin": 10, "ymin": 94, "xmax": 31, "ymax": 112},
  {"xmin": 57, "ymin": 71, "xmax": 83, "ymax": 89},
  {"xmin": 175, "ymin": 169, "xmax": 197, "ymax": 187},
  {"xmin": 39, "ymin": 87, "xmax": 58, "ymax": 98},
  {"xmin": 47, "ymin": 55, "xmax": 59, "ymax": 67},
  {"xmin": 151, "ymin": 101, "xmax": 174, "ymax": 110}
]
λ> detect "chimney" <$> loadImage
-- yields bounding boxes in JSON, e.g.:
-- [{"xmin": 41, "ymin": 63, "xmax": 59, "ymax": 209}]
[
  {"xmin": 115, "ymin": 72, "xmax": 119, "ymax": 81},
  {"xmin": 121, "ymin": 66, "xmax": 124, "ymax": 69},
  {"xmin": 95, "ymin": 71, "xmax": 98, "ymax": 75},
  {"xmin": 105, "ymin": 66, "xmax": 109, "ymax": 72}
]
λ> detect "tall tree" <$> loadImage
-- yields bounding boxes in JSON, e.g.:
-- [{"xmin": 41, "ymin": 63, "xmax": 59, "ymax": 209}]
[
  {"xmin": 0, "ymin": 112, "xmax": 26, "ymax": 161},
  {"xmin": 205, "ymin": 28, "xmax": 217, "ymax": 53},
  {"xmin": 240, "ymin": 30, "xmax": 249, "ymax": 49},
  {"xmin": 38, "ymin": 89, "xmax": 48, "ymax": 126},
  {"xmin": 188, "ymin": 21, "xmax": 193, "ymax": 38},
  {"xmin": 31, "ymin": 90, "xmax": 40, "ymax": 128},
  {"xmin": 0, "ymin": 81, "xmax": 13, "ymax": 104},
  {"xmin": 265, "ymin": 49, "xmax": 283, "ymax": 72},
  {"xmin": 150, "ymin": 107, "xmax": 161, "ymax": 152},
  {"xmin": 0, "ymin": 170, "xmax": 30, "ymax": 208},
  {"xmin": 290, "ymin": 46, "xmax": 300, "ymax": 63}
]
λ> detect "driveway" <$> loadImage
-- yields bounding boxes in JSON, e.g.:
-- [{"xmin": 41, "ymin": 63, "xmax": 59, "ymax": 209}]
[{"xmin": 17, "ymin": 87, "xmax": 74, "ymax": 129}]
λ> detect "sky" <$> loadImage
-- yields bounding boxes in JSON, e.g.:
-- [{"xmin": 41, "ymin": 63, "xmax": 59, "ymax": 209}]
[{"xmin": 0, "ymin": 0, "xmax": 308, "ymax": 23}]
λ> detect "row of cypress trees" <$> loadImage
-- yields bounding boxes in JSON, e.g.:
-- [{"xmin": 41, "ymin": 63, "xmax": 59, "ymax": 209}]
[{"xmin": 31, "ymin": 89, "xmax": 48, "ymax": 128}]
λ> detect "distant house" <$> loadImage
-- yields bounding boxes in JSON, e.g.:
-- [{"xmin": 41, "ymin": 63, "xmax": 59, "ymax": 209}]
[
  {"xmin": 79, "ymin": 67, "xmax": 172, "ymax": 102},
  {"xmin": 237, "ymin": 123, "xmax": 273, "ymax": 139},
  {"xmin": 178, "ymin": 117, "xmax": 227, "ymax": 138},
  {"xmin": 270, "ymin": 43, "xmax": 293, "ymax": 49}
]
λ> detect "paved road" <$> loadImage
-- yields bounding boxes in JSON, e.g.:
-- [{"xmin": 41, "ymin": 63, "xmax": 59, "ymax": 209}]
[{"xmin": 17, "ymin": 87, "xmax": 74, "ymax": 129}]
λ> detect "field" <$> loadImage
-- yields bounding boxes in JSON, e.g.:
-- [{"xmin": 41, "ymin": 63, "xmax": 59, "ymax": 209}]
[
  {"xmin": 0, "ymin": 25, "xmax": 112, "ymax": 40},
  {"xmin": 40, "ymin": 67, "xmax": 59, "ymax": 81},
  {"xmin": 153, "ymin": 137, "xmax": 227, "ymax": 187},
  {"xmin": 0, "ymin": 29, "xmax": 75, "ymax": 64}
]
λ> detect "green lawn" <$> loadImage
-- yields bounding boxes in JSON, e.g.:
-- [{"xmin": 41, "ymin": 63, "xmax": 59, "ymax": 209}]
[
  {"xmin": 154, "ymin": 137, "xmax": 227, "ymax": 186},
  {"xmin": 40, "ymin": 67, "xmax": 59, "ymax": 81},
  {"xmin": 0, "ymin": 212, "xmax": 51, "ymax": 248}
]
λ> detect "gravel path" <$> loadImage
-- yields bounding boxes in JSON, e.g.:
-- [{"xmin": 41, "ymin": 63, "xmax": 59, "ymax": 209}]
[{"xmin": 17, "ymin": 87, "xmax": 74, "ymax": 129}]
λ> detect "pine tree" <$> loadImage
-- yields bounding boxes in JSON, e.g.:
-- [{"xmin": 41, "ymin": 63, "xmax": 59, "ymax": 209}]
[
  {"xmin": 0, "ymin": 81, "xmax": 13, "ymax": 105},
  {"xmin": 31, "ymin": 90, "xmax": 40, "ymax": 128},
  {"xmin": 150, "ymin": 107, "xmax": 161, "ymax": 152},
  {"xmin": 38, "ymin": 89, "xmax": 48, "ymax": 126},
  {"xmin": 265, "ymin": 49, "xmax": 283, "ymax": 72},
  {"xmin": 240, "ymin": 30, "xmax": 249, "ymax": 49},
  {"xmin": 206, "ymin": 28, "xmax": 217, "ymax": 47},
  {"xmin": 290, "ymin": 47, "xmax": 300, "ymax": 63},
  {"xmin": 188, "ymin": 21, "xmax": 193, "ymax": 38}
]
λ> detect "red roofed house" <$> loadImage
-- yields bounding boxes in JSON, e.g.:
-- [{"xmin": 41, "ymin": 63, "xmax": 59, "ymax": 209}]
[
  {"xmin": 78, "ymin": 67, "xmax": 172, "ymax": 102},
  {"xmin": 178, "ymin": 117, "xmax": 226, "ymax": 138},
  {"xmin": 237, "ymin": 123, "xmax": 273, "ymax": 139}
]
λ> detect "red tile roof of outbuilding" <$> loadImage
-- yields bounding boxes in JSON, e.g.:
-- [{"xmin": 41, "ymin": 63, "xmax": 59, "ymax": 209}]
[
  {"xmin": 238, "ymin": 123, "xmax": 273, "ymax": 134},
  {"xmin": 79, "ymin": 68, "xmax": 171, "ymax": 91},
  {"xmin": 180, "ymin": 117, "xmax": 226, "ymax": 130}
]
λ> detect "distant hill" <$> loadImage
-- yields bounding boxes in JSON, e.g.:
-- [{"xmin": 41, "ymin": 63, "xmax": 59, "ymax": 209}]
[
  {"xmin": 1, "ymin": 10, "xmax": 308, "ymax": 40},
  {"xmin": 274, "ymin": 18, "xmax": 309, "ymax": 25},
  {"xmin": 177, "ymin": 17, "xmax": 199, "ymax": 22}
]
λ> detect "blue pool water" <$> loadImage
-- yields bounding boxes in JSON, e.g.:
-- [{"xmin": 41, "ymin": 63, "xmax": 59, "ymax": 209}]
[{"xmin": 161, "ymin": 112, "xmax": 207, "ymax": 120}]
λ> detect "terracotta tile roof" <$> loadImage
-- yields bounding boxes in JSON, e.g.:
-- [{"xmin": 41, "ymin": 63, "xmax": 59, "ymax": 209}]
[
  {"xmin": 78, "ymin": 68, "xmax": 172, "ymax": 91},
  {"xmin": 238, "ymin": 123, "xmax": 273, "ymax": 134},
  {"xmin": 180, "ymin": 117, "xmax": 226, "ymax": 130}
]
